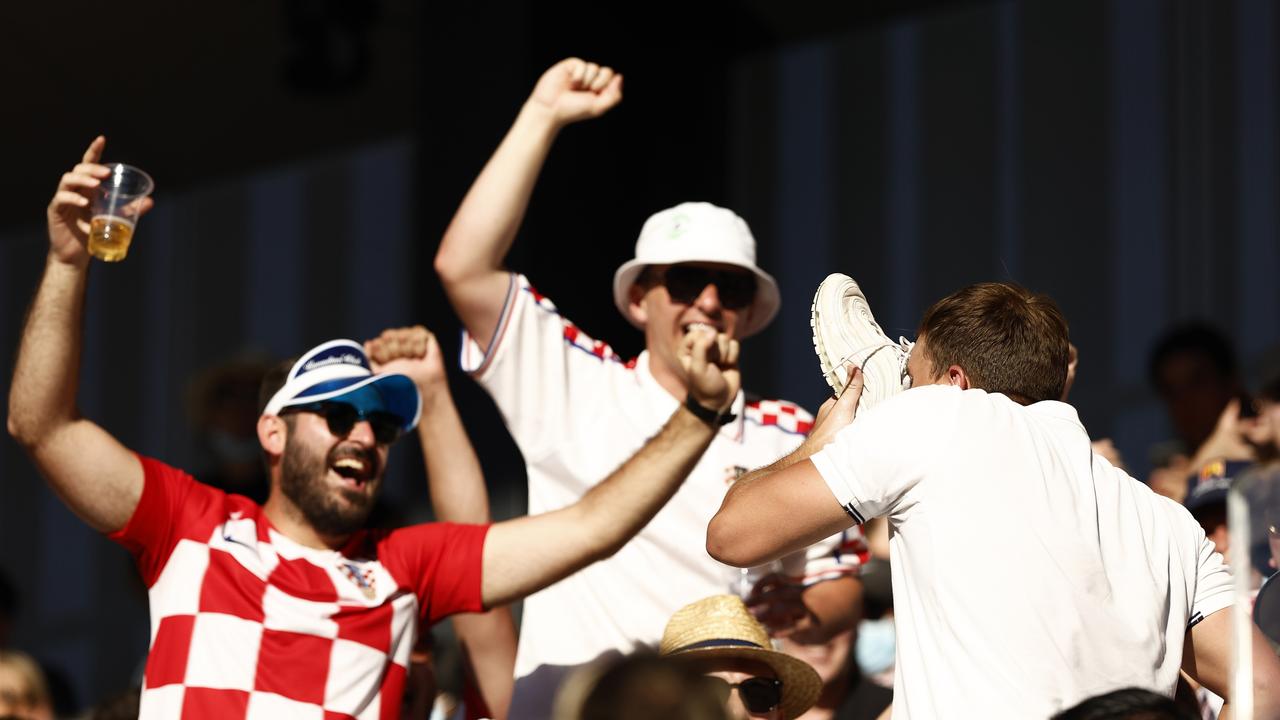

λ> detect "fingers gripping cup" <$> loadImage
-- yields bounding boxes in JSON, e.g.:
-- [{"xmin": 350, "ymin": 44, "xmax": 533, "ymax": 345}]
[{"xmin": 89, "ymin": 164, "xmax": 153, "ymax": 262}]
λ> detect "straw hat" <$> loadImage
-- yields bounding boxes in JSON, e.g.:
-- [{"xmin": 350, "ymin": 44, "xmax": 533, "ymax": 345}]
[{"xmin": 660, "ymin": 595, "xmax": 821, "ymax": 719}]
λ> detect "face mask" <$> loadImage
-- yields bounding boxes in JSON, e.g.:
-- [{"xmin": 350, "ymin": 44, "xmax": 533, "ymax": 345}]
[{"xmin": 855, "ymin": 616, "xmax": 896, "ymax": 676}]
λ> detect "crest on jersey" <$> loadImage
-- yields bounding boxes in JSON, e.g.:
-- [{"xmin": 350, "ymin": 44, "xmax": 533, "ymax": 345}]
[{"xmin": 340, "ymin": 561, "xmax": 377, "ymax": 600}]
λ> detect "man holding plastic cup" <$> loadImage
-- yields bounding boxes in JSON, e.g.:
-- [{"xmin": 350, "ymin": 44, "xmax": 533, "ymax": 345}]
[
  {"xmin": 48, "ymin": 137, "xmax": 155, "ymax": 264},
  {"xmin": 11, "ymin": 138, "xmax": 762, "ymax": 719}
]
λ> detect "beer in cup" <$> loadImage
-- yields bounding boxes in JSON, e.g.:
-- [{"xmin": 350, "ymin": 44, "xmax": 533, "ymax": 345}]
[{"xmin": 88, "ymin": 164, "xmax": 154, "ymax": 262}]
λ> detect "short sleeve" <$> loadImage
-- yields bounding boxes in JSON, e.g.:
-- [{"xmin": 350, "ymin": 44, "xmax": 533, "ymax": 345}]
[
  {"xmin": 1189, "ymin": 535, "xmax": 1234, "ymax": 628},
  {"xmin": 106, "ymin": 454, "xmax": 226, "ymax": 586},
  {"xmin": 379, "ymin": 523, "xmax": 491, "ymax": 625},
  {"xmin": 809, "ymin": 386, "xmax": 961, "ymax": 523},
  {"xmin": 460, "ymin": 273, "xmax": 622, "ymax": 462}
]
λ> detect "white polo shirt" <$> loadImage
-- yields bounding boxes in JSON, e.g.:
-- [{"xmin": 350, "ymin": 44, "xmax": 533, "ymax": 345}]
[
  {"xmin": 463, "ymin": 274, "xmax": 865, "ymax": 717},
  {"xmin": 811, "ymin": 384, "xmax": 1234, "ymax": 719}
]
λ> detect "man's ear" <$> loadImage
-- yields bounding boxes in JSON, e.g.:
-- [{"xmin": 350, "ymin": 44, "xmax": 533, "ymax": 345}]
[
  {"xmin": 627, "ymin": 283, "xmax": 650, "ymax": 326},
  {"xmin": 257, "ymin": 414, "xmax": 287, "ymax": 458},
  {"xmin": 946, "ymin": 365, "xmax": 971, "ymax": 390}
]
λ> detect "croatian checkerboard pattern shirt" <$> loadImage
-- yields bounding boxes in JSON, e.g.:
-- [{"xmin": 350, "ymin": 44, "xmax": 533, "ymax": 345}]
[{"xmin": 109, "ymin": 456, "xmax": 488, "ymax": 720}]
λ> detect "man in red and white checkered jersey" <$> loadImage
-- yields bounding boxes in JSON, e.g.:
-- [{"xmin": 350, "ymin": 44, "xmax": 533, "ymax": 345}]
[{"xmin": 9, "ymin": 136, "xmax": 749, "ymax": 720}]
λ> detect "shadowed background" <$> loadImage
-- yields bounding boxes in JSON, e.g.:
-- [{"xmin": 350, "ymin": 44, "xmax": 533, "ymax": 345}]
[{"xmin": 2, "ymin": 0, "xmax": 1278, "ymax": 707}]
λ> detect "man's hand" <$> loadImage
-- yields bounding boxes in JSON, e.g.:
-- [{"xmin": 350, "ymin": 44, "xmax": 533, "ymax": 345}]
[
  {"xmin": 364, "ymin": 325, "xmax": 445, "ymax": 394},
  {"xmin": 1189, "ymin": 398, "xmax": 1257, "ymax": 471},
  {"xmin": 746, "ymin": 573, "xmax": 813, "ymax": 638},
  {"xmin": 679, "ymin": 329, "xmax": 740, "ymax": 413},
  {"xmin": 527, "ymin": 58, "xmax": 623, "ymax": 129},
  {"xmin": 46, "ymin": 136, "xmax": 153, "ymax": 267},
  {"xmin": 803, "ymin": 364, "xmax": 863, "ymax": 454}
]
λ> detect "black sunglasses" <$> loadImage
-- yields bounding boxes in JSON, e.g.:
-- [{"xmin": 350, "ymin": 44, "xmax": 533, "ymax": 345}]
[
  {"xmin": 282, "ymin": 401, "xmax": 403, "ymax": 445},
  {"xmin": 660, "ymin": 265, "xmax": 757, "ymax": 310},
  {"xmin": 703, "ymin": 676, "xmax": 782, "ymax": 714}
]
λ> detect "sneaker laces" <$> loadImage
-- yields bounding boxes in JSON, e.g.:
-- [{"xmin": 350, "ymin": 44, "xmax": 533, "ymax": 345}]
[
  {"xmin": 897, "ymin": 336, "xmax": 914, "ymax": 389},
  {"xmin": 835, "ymin": 335, "xmax": 915, "ymax": 390}
]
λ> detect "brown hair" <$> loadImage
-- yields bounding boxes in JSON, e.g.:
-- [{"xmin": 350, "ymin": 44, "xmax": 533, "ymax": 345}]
[
  {"xmin": 258, "ymin": 357, "xmax": 298, "ymax": 415},
  {"xmin": 917, "ymin": 282, "xmax": 1070, "ymax": 405}
]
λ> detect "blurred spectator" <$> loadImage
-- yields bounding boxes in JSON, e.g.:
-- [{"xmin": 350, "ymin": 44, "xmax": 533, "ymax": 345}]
[
  {"xmin": 185, "ymin": 353, "xmax": 273, "ymax": 504},
  {"xmin": 778, "ymin": 627, "xmax": 890, "ymax": 720},
  {"xmin": 1182, "ymin": 460, "xmax": 1252, "ymax": 558},
  {"xmin": 1176, "ymin": 372, "xmax": 1280, "ymax": 720},
  {"xmin": 851, "ymin": 556, "xmax": 895, "ymax": 691},
  {"xmin": 1149, "ymin": 323, "xmax": 1244, "ymax": 456},
  {"xmin": 552, "ymin": 652, "xmax": 728, "ymax": 720},
  {"xmin": 0, "ymin": 570, "xmax": 78, "ymax": 717},
  {"xmin": 660, "ymin": 595, "xmax": 822, "ymax": 720},
  {"xmin": 1237, "ymin": 371, "xmax": 1280, "ymax": 576},
  {"xmin": 1051, "ymin": 686, "xmax": 1197, "ymax": 720},
  {"xmin": 1242, "ymin": 372, "xmax": 1280, "ymax": 464},
  {"xmin": 1181, "ymin": 369, "xmax": 1280, "ymax": 579},
  {"xmin": 0, "ymin": 651, "xmax": 52, "ymax": 720}
]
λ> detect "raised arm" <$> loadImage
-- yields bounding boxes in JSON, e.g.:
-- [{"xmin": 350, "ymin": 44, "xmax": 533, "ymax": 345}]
[
  {"xmin": 7, "ymin": 137, "xmax": 153, "ymax": 533},
  {"xmin": 479, "ymin": 329, "xmax": 737, "ymax": 608},
  {"xmin": 367, "ymin": 327, "xmax": 494, "ymax": 525},
  {"xmin": 366, "ymin": 326, "xmax": 517, "ymax": 719},
  {"xmin": 708, "ymin": 368, "xmax": 866, "ymax": 568},
  {"xmin": 433, "ymin": 58, "xmax": 622, "ymax": 349}
]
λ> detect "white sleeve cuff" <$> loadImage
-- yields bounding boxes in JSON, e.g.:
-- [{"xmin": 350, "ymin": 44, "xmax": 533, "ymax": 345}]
[{"xmin": 811, "ymin": 451, "xmax": 867, "ymax": 524}]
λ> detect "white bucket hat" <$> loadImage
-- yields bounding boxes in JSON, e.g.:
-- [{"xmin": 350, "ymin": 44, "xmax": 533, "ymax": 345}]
[{"xmin": 612, "ymin": 202, "xmax": 781, "ymax": 339}]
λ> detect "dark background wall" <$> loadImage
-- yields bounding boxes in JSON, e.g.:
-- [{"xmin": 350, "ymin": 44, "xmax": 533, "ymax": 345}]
[{"xmin": 2, "ymin": 0, "xmax": 1278, "ymax": 708}]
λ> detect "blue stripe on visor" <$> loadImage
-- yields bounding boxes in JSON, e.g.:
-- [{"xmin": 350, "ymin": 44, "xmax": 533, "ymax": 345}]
[
  {"xmin": 292, "ymin": 377, "xmax": 367, "ymax": 402},
  {"xmin": 288, "ymin": 375, "xmax": 420, "ymax": 432}
]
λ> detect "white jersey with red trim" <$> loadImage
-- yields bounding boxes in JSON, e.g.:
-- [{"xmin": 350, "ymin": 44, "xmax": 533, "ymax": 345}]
[
  {"xmin": 109, "ymin": 455, "xmax": 488, "ymax": 720},
  {"xmin": 461, "ymin": 273, "xmax": 867, "ymax": 717}
]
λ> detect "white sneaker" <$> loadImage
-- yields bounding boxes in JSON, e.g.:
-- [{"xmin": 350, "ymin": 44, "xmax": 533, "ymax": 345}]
[{"xmin": 810, "ymin": 273, "xmax": 914, "ymax": 408}]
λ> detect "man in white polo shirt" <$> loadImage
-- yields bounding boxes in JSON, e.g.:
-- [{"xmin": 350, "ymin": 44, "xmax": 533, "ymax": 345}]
[
  {"xmin": 708, "ymin": 281, "xmax": 1280, "ymax": 719},
  {"xmin": 435, "ymin": 58, "xmax": 865, "ymax": 715}
]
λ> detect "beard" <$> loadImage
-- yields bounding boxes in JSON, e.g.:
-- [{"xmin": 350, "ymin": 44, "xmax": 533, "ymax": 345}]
[{"xmin": 279, "ymin": 436, "xmax": 379, "ymax": 537}]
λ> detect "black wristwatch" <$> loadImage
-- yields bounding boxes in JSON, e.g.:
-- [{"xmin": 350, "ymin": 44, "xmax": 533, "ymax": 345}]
[{"xmin": 684, "ymin": 393, "xmax": 735, "ymax": 426}]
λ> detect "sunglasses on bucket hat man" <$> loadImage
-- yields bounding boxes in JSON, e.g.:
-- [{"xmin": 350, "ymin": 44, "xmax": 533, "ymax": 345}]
[{"xmin": 644, "ymin": 264, "xmax": 758, "ymax": 310}]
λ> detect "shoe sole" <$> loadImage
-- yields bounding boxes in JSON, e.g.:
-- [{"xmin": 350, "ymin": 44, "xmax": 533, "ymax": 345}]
[
  {"xmin": 810, "ymin": 273, "xmax": 905, "ymax": 405},
  {"xmin": 811, "ymin": 273, "xmax": 859, "ymax": 395}
]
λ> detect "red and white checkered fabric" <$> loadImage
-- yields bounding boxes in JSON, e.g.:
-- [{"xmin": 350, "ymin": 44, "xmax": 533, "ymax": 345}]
[
  {"xmin": 110, "ymin": 456, "xmax": 488, "ymax": 720},
  {"xmin": 744, "ymin": 399, "xmax": 814, "ymax": 436}
]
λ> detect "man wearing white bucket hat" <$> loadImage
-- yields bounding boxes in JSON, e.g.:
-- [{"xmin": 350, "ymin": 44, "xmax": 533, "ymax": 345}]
[{"xmin": 436, "ymin": 58, "xmax": 866, "ymax": 716}]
